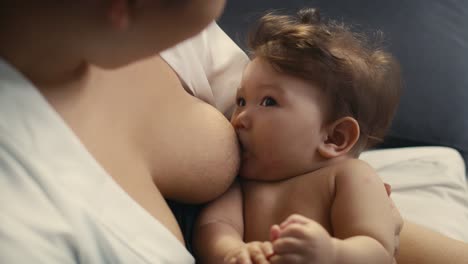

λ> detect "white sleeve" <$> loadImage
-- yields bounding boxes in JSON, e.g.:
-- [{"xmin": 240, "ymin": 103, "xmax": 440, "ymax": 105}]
[
  {"xmin": 0, "ymin": 146, "xmax": 76, "ymax": 263},
  {"xmin": 161, "ymin": 22, "xmax": 250, "ymax": 118},
  {"xmin": 200, "ymin": 23, "xmax": 250, "ymax": 117}
]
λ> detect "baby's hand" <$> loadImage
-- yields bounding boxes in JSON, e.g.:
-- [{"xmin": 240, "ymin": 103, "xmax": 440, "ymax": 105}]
[
  {"xmin": 224, "ymin": 241, "xmax": 274, "ymax": 264},
  {"xmin": 269, "ymin": 214, "xmax": 335, "ymax": 264}
]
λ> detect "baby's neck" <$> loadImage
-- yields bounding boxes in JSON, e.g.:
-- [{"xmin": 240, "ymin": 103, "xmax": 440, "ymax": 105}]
[
  {"xmin": 318, "ymin": 155, "xmax": 354, "ymax": 169},
  {"xmin": 241, "ymin": 155, "xmax": 354, "ymax": 183}
]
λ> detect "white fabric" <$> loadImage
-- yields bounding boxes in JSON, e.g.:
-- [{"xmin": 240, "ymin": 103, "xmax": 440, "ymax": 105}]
[
  {"xmin": 361, "ymin": 147, "xmax": 468, "ymax": 242},
  {"xmin": 0, "ymin": 60, "xmax": 194, "ymax": 262},
  {"xmin": 161, "ymin": 22, "xmax": 249, "ymax": 118}
]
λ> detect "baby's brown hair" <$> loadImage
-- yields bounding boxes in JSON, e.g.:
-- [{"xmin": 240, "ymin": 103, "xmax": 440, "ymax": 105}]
[{"xmin": 247, "ymin": 8, "xmax": 401, "ymax": 155}]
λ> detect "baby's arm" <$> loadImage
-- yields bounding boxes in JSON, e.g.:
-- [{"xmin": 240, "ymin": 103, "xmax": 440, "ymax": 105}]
[
  {"xmin": 194, "ymin": 181, "xmax": 272, "ymax": 264},
  {"xmin": 331, "ymin": 159, "xmax": 401, "ymax": 264}
]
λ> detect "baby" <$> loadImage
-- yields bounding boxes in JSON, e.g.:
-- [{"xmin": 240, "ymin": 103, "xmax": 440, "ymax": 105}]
[{"xmin": 194, "ymin": 8, "xmax": 402, "ymax": 264}]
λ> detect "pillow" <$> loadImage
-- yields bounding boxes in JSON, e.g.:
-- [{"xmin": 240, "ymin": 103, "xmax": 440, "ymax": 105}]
[{"xmin": 361, "ymin": 146, "xmax": 468, "ymax": 242}]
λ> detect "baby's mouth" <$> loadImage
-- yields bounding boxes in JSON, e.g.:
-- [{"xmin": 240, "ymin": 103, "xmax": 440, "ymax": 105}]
[
  {"xmin": 237, "ymin": 138, "xmax": 248, "ymax": 155},
  {"xmin": 237, "ymin": 134, "xmax": 252, "ymax": 158},
  {"xmin": 239, "ymin": 142, "xmax": 253, "ymax": 161},
  {"xmin": 238, "ymin": 140, "xmax": 246, "ymax": 153}
]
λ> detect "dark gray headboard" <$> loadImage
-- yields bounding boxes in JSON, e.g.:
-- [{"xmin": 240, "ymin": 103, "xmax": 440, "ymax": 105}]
[{"xmin": 218, "ymin": 0, "xmax": 468, "ymax": 163}]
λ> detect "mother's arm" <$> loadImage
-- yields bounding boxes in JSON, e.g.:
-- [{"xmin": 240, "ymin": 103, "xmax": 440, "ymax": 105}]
[{"xmin": 397, "ymin": 221, "xmax": 468, "ymax": 264}]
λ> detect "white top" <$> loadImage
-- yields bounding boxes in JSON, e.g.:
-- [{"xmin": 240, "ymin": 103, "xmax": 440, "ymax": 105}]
[
  {"xmin": 161, "ymin": 22, "xmax": 249, "ymax": 117},
  {"xmin": 0, "ymin": 59, "xmax": 194, "ymax": 263},
  {"xmin": 0, "ymin": 22, "xmax": 248, "ymax": 263}
]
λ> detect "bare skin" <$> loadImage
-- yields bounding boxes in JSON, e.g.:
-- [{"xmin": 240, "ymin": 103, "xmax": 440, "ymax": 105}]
[
  {"xmin": 242, "ymin": 161, "xmax": 398, "ymax": 264},
  {"xmin": 195, "ymin": 159, "xmax": 399, "ymax": 264},
  {"xmin": 397, "ymin": 221, "xmax": 468, "ymax": 264},
  {"xmin": 39, "ymin": 55, "xmax": 239, "ymax": 243},
  {"xmin": 241, "ymin": 165, "xmax": 335, "ymax": 243}
]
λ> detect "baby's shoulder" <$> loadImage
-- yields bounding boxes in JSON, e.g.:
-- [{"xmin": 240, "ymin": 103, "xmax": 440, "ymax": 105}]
[
  {"xmin": 333, "ymin": 158, "xmax": 379, "ymax": 181},
  {"xmin": 336, "ymin": 158, "xmax": 374, "ymax": 171}
]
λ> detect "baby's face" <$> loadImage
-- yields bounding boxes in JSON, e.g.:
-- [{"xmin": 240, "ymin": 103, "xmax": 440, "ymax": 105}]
[{"xmin": 231, "ymin": 58, "xmax": 329, "ymax": 181}]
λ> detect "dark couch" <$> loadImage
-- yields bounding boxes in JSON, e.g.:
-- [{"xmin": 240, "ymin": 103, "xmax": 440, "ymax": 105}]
[{"xmin": 218, "ymin": 0, "xmax": 468, "ymax": 165}]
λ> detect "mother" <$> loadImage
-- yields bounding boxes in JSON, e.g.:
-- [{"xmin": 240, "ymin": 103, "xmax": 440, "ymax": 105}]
[
  {"xmin": 0, "ymin": 0, "xmax": 466, "ymax": 263},
  {"xmin": 0, "ymin": 0, "xmax": 241, "ymax": 262}
]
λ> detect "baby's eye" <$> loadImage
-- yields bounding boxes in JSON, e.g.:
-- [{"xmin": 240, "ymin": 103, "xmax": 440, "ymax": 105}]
[
  {"xmin": 260, "ymin": 96, "xmax": 277, "ymax": 107},
  {"xmin": 236, "ymin": 97, "xmax": 246, "ymax": 107}
]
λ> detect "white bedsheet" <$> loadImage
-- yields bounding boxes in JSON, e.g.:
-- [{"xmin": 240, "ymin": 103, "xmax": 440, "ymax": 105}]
[{"xmin": 361, "ymin": 146, "xmax": 468, "ymax": 242}]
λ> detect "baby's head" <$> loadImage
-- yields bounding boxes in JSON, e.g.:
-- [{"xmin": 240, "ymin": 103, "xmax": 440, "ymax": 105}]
[{"xmin": 232, "ymin": 8, "xmax": 401, "ymax": 181}]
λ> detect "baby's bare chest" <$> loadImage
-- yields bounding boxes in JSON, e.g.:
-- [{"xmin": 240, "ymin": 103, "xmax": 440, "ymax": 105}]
[{"xmin": 242, "ymin": 173, "xmax": 335, "ymax": 242}]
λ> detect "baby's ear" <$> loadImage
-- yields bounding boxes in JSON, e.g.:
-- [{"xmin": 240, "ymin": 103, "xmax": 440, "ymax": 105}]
[{"xmin": 318, "ymin": 117, "xmax": 360, "ymax": 158}]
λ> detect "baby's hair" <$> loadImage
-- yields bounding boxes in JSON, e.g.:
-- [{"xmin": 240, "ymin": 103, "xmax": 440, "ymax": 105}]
[{"xmin": 247, "ymin": 8, "xmax": 402, "ymax": 155}]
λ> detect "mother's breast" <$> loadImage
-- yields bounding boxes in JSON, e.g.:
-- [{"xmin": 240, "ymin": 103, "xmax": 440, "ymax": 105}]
[
  {"xmin": 40, "ymin": 55, "xmax": 239, "ymax": 241},
  {"xmin": 136, "ymin": 57, "xmax": 240, "ymax": 204},
  {"xmin": 147, "ymin": 97, "xmax": 240, "ymax": 203}
]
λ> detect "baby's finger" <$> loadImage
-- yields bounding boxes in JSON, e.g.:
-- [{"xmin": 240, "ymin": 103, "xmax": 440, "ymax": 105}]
[
  {"xmin": 239, "ymin": 256, "xmax": 252, "ymax": 264},
  {"xmin": 270, "ymin": 224, "xmax": 281, "ymax": 241},
  {"xmin": 279, "ymin": 214, "xmax": 310, "ymax": 229},
  {"xmin": 248, "ymin": 246, "xmax": 268, "ymax": 264},
  {"xmin": 269, "ymin": 253, "xmax": 301, "ymax": 264},
  {"xmin": 233, "ymin": 251, "xmax": 252, "ymax": 264},
  {"xmin": 278, "ymin": 223, "xmax": 308, "ymax": 240},
  {"xmin": 252, "ymin": 253, "xmax": 269, "ymax": 264},
  {"xmin": 260, "ymin": 241, "xmax": 274, "ymax": 258},
  {"xmin": 224, "ymin": 253, "xmax": 236, "ymax": 264},
  {"xmin": 272, "ymin": 237, "xmax": 302, "ymax": 255}
]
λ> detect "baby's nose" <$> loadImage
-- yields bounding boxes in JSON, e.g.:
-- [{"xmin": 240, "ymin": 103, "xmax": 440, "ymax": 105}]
[{"xmin": 232, "ymin": 111, "xmax": 251, "ymax": 130}]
